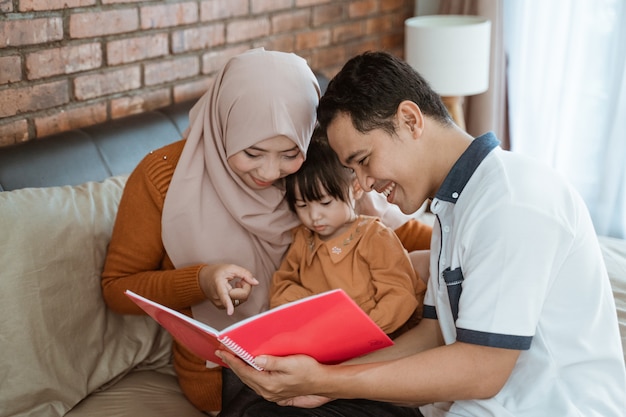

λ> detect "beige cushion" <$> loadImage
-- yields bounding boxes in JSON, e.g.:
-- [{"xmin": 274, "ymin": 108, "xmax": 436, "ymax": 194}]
[
  {"xmin": 0, "ymin": 176, "xmax": 172, "ymax": 417},
  {"xmin": 599, "ymin": 235, "xmax": 626, "ymax": 363},
  {"xmin": 66, "ymin": 366, "xmax": 206, "ymax": 417}
]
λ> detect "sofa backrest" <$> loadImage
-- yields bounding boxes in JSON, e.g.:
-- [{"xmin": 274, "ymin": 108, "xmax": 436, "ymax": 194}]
[{"xmin": 0, "ymin": 100, "xmax": 193, "ymax": 191}]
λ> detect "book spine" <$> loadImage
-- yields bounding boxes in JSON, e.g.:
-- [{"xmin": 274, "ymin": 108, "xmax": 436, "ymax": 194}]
[{"xmin": 220, "ymin": 336, "xmax": 263, "ymax": 371}]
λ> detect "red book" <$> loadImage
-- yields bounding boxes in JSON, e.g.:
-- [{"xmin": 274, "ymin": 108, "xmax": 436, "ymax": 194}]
[{"xmin": 125, "ymin": 289, "xmax": 393, "ymax": 370}]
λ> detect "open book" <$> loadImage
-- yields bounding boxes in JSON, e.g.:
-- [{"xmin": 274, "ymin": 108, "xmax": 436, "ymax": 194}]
[{"xmin": 125, "ymin": 289, "xmax": 393, "ymax": 371}]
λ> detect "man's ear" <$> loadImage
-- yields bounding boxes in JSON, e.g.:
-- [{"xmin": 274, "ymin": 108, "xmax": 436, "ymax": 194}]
[
  {"xmin": 397, "ymin": 100, "xmax": 424, "ymax": 138},
  {"xmin": 352, "ymin": 177, "xmax": 365, "ymax": 200}
]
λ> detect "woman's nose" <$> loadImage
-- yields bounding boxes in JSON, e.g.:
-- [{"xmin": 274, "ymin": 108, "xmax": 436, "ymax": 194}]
[{"xmin": 258, "ymin": 158, "xmax": 281, "ymax": 182}]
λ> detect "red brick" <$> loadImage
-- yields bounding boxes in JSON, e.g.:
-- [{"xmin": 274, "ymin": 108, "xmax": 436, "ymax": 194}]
[
  {"xmin": 201, "ymin": 45, "xmax": 249, "ymax": 75},
  {"xmin": 0, "ymin": 119, "xmax": 29, "ymax": 147},
  {"xmin": 251, "ymin": 0, "xmax": 291, "ymax": 14},
  {"xmin": 74, "ymin": 67, "xmax": 141, "ymax": 100},
  {"xmin": 0, "ymin": 81, "xmax": 69, "ymax": 118},
  {"xmin": 271, "ymin": 10, "xmax": 310, "ymax": 34},
  {"xmin": 69, "ymin": 9, "xmax": 138, "ymax": 39},
  {"xmin": 144, "ymin": 56, "xmax": 199, "ymax": 86},
  {"xmin": 348, "ymin": 0, "xmax": 378, "ymax": 18},
  {"xmin": 226, "ymin": 18, "xmax": 270, "ymax": 43},
  {"xmin": 140, "ymin": 2, "xmax": 198, "ymax": 30},
  {"xmin": 171, "ymin": 24, "xmax": 225, "ymax": 53},
  {"xmin": 0, "ymin": 17, "xmax": 63, "ymax": 47},
  {"xmin": 296, "ymin": 0, "xmax": 330, "ymax": 6},
  {"xmin": 310, "ymin": 45, "xmax": 347, "ymax": 70},
  {"xmin": 347, "ymin": 39, "xmax": 379, "ymax": 56},
  {"xmin": 332, "ymin": 21, "xmax": 364, "ymax": 43},
  {"xmin": 295, "ymin": 29, "xmax": 331, "ymax": 50},
  {"xmin": 173, "ymin": 77, "xmax": 214, "ymax": 103},
  {"xmin": 26, "ymin": 43, "xmax": 102, "ymax": 80},
  {"xmin": 313, "ymin": 4, "xmax": 345, "ymax": 26},
  {"xmin": 381, "ymin": 32, "xmax": 404, "ymax": 51},
  {"xmin": 34, "ymin": 102, "xmax": 107, "ymax": 138},
  {"xmin": 0, "ymin": 0, "xmax": 13, "ymax": 12},
  {"xmin": 107, "ymin": 34, "xmax": 169, "ymax": 65},
  {"xmin": 19, "ymin": 0, "xmax": 95, "ymax": 12},
  {"xmin": 365, "ymin": 16, "xmax": 393, "ymax": 35},
  {"xmin": 380, "ymin": 0, "xmax": 406, "ymax": 12},
  {"xmin": 102, "ymin": 0, "xmax": 144, "ymax": 3},
  {"xmin": 0, "ymin": 55, "xmax": 22, "ymax": 84},
  {"xmin": 254, "ymin": 34, "xmax": 295, "ymax": 53},
  {"xmin": 110, "ymin": 88, "xmax": 171, "ymax": 119},
  {"xmin": 200, "ymin": 0, "xmax": 247, "ymax": 21}
]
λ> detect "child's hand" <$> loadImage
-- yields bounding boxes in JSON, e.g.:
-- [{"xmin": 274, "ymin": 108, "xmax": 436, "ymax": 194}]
[{"xmin": 199, "ymin": 264, "xmax": 259, "ymax": 315}]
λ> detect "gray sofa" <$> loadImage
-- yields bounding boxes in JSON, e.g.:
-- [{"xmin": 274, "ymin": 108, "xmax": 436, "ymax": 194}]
[{"xmin": 1, "ymin": 87, "xmax": 624, "ymax": 416}]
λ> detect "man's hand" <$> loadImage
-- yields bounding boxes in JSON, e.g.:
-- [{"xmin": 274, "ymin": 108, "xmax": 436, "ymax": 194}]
[{"xmin": 216, "ymin": 350, "xmax": 330, "ymax": 405}]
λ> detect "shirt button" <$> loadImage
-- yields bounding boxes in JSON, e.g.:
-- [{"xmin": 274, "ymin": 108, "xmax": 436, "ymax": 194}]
[
  {"xmin": 452, "ymin": 192, "xmax": 459, "ymax": 199},
  {"xmin": 443, "ymin": 226, "xmax": 450, "ymax": 233}
]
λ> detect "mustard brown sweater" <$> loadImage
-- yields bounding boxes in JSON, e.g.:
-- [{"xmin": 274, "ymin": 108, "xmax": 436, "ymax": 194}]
[{"xmin": 102, "ymin": 139, "xmax": 222, "ymax": 411}]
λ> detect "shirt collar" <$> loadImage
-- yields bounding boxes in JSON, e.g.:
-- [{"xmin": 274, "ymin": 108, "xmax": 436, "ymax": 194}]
[{"xmin": 434, "ymin": 132, "xmax": 500, "ymax": 204}]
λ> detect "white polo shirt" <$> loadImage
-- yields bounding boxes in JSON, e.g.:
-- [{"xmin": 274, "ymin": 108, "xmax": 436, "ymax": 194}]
[{"xmin": 420, "ymin": 133, "xmax": 626, "ymax": 417}]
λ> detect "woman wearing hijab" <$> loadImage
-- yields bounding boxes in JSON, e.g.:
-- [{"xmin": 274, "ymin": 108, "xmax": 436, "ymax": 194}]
[{"xmin": 102, "ymin": 49, "xmax": 320, "ymax": 412}]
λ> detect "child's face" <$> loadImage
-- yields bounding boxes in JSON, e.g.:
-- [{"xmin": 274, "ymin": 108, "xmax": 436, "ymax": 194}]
[{"xmin": 294, "ymin": 186, "xmax": 356, "ymax": 241}]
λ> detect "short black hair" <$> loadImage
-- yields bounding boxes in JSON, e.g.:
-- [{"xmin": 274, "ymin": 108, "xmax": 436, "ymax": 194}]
[
  {"xmin": 285, "ymin": 128, "xmax": 353, "ymax": 212},
  {"xmin": 317, "ymin": 51, "xmax": 450, "ymax": 135}
]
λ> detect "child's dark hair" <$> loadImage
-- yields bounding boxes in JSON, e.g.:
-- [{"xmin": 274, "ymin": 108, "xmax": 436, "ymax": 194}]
[{"xmin": 285, "ymin": 128, "xmax": 353, "ymax": 212}]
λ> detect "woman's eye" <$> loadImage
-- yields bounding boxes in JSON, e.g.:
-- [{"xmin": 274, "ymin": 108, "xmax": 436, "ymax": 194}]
[
  {"xmin": 244, "ymin": 150, "xmax": 260, "ymax": 159},
  {"xmin": 282, "ymin": 152, "xmax": 301, "ymax": 160},
  {"xmin": 357, "ymin": 156, "xmax": 369, "ymax": 166}
]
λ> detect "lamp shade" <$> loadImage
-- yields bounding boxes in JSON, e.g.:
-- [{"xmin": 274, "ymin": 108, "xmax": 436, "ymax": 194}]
[{"xmin": 405, "ymin": 15, "xmax": 491, "ymax": 96}]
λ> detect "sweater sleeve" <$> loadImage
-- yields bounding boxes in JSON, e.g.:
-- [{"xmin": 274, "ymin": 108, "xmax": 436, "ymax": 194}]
[
  {"xmin": 359, "ymin": 222, "xmax": 423, "ymax": 334},
  {"xmin": 101, "ymin": 141, "xmax": 207, "ymax": 315},
  {"xmin": 394, "ymin": 218, "xmax": 433, "ymax": 252},
  {"xmin": 269, "ymin": 227, "xmax": 315, "ymax": 308}
]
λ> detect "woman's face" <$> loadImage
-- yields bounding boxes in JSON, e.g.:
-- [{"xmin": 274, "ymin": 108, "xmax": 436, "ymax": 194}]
[{"xmin": 228, "ymin": 135, "xmax": 305, "ymax": 189}]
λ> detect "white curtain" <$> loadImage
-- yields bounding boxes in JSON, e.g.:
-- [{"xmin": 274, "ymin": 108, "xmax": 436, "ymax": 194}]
[{"xmin": 505, "ymin": 0, "xmax": 626, "ymax": 239}]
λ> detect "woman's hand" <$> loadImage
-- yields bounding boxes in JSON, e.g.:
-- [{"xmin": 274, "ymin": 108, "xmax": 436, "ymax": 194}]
[{"xmin": 199, "ymin": 264, "xmax": 259, "ymax": 315}]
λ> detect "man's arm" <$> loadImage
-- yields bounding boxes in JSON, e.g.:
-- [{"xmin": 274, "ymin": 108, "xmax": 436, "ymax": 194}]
[{"xmin": 217, "ymin": 318, "xmax": 519, "ymax": 407}]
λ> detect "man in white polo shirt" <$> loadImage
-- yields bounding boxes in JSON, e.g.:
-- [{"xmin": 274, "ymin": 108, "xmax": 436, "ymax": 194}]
[{"xmin": 218, "ymin": 51, "xmax": 626, "ymax": 417}]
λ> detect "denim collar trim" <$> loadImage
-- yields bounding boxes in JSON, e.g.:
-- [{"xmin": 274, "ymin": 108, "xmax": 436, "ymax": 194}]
[{"xmin": 434, "ymin": 132, "xmax": 500, "ymax": 204}]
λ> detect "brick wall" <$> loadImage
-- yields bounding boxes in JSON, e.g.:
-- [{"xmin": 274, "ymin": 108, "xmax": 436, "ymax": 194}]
[{"xmin": 0, "ymin": 0, "xmax": 414, "ymax": 147}]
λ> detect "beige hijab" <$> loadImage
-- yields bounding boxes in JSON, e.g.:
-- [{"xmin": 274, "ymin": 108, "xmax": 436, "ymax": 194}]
[{"xmin": 162, "ymin": 49, "xmax": 320, "ymax": 330}]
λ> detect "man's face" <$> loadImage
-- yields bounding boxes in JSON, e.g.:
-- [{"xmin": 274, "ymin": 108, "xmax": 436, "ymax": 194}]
[{"xmin": 326, "ymin": 112, "xmax": 426, "ymax": 215}]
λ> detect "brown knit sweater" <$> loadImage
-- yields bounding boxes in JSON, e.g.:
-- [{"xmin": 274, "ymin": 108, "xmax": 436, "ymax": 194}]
[
  {"xmin": 101, "ymin": 139, "xmax": 433, "ymax": 412},
  {"xmin": 102, "ymin": 139, "xmax": 222, "ymax": 411}
]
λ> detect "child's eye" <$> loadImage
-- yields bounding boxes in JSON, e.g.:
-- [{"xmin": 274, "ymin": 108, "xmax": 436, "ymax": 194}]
[
  {"xmin": 295, "ymin": 202, "xmax": 307, "ymax": 209},
  {"xmin": 320, "ymin": 199, "xmax": 333, "ymax": 206}
]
